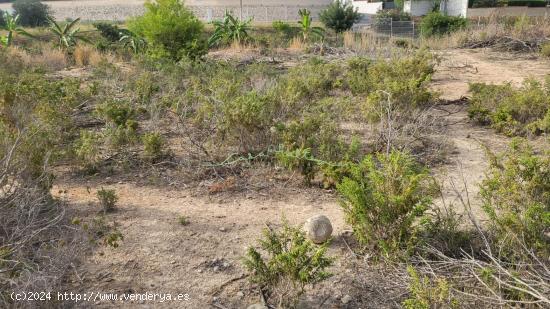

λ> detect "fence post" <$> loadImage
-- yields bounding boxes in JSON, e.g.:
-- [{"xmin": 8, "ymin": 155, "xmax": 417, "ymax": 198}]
[
  {"xmin": 265, "ymin": 7, "xmax": 268, "ymax": 22},
  {"xmin": 390, "ymin": 19, "xmax": 393, "ymax": 38}
]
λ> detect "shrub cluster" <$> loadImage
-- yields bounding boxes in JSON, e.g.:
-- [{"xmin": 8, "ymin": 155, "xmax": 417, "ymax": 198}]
[
  {"xmin": 480, "ymin": 140, "xmax": 550, "ymax": 260},
  {"xmin": 468, "ymin": 78, "xmax": 550, "ymax": 136},
  {"xmin": 420, "ymin": 12, "xmax": 468, "ymax": 37}
]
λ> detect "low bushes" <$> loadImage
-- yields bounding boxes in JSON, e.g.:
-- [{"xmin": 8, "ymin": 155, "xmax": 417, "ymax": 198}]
[
  {"xmin": 420, "ymin": 12, "xmax": 467, "ymax": 37},
  {"xmin": 468, "ymin": 79, "xmax": 550, "ymax": 136}
]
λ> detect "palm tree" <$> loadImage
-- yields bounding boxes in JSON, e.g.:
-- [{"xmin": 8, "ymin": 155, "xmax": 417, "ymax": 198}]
[
  {"xmin": 0, "ymin": 12, "xmax": 32, "ymax": 47},
  {"xmin": 298, "ymin": 9, "xmax": 325, "ymax": 42},
  {"xmin": 47, "ymin": 17, "xmax": 90, "ymax": 50}
]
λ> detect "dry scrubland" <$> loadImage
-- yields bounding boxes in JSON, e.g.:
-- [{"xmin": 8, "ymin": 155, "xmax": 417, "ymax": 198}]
[{"xmin": 1, "ymin": 1, "xmax": 550, "ymax": 308}]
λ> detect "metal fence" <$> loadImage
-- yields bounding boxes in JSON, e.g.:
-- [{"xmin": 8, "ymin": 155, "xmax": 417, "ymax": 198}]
[{"xmin": 354, "ymin": 18, "xmax": 419, "ymax": 39}]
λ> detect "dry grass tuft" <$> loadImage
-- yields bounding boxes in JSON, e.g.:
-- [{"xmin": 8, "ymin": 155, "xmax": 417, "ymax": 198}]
[
  {"xmin": 8, "ymin": 46, "xmax": 68, "ymax": 71},
  {"xmin": 74, "ymin": 45, "xmax": 103, "ymax": 67},
  {"xmin": 288, "ymin": 37, "xmax": 306, "ymax": 51}
]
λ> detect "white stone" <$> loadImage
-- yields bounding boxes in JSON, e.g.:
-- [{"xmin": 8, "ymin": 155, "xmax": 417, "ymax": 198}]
[
  {"xmin": 303, "ymin": 215, "xmax": 333, "ymax": 244},
  {"xmin": 341, "ymin": 294, "xmax": 352, "ymax": 304}
]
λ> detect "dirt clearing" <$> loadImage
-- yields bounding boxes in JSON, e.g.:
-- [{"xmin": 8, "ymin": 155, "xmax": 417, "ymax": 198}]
[{"xmin": 52, "ymin": 48, "xmax": 549, "ymax": 308}]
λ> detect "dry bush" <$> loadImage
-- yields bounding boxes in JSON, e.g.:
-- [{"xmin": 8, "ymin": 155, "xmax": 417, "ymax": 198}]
[
  {"xmin": 0, "ymin": 135, "xmax": 85, "ymax": 308},
  {"xmin": 289, "ymin": 37, "xmax": 306, "ymax": 50},
  {"xmin": 74, "ymin": 45, "xmax": 103, "ymax": 67},
  {"xmin": 422, "ymin": 15, "xmax": 550, "ymax": 52}
]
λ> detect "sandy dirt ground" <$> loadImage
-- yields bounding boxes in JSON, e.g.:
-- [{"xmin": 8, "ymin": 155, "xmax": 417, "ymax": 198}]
[{"xmin": 51, "ymin": 48, "xmax": 550, "ymax": 308}]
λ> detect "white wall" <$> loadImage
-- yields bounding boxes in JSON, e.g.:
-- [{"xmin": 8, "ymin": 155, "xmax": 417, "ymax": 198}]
[
  {"xmin": 353, "ymin": 1, "xmax": 384, "ymax": 14},
  {"xmin": 404, "ymin": 0, "xmax": 435, "ymax": 16},
  {"xmin": 441, "ymin": 0, "xmax": 468, "ymax": 17}
]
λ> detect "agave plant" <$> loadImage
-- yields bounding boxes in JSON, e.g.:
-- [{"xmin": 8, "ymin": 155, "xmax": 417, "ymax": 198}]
[
  {"xmin": 119, "ymin": 29, "xmax": 147, "ymax": 54},
  {"xmin": 208, "ymin": 11, "xmax": 252, "ymax": 47},
  {"xmin": 47, "ymin": 17, "xmax": 91, "ymax": 50},
  {"xmin": 298, "ymin": 8, "xmax": 325, "ymax": 42},
  {"xmin": 0, "ymin": 12, "xmax": 33, "ymax": 47}
]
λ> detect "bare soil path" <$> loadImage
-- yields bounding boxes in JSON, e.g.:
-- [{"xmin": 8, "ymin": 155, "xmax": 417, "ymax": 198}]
[
  {"xmin": 53, "ymin": 48, "xmax": 550, "ymax": 308},
  {"xmin": 431, "ymin": 49, "xmax": 550, "ymax": 215}
]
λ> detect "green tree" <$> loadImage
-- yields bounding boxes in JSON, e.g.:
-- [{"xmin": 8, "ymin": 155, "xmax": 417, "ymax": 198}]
[
  {"xmin": 319, "ymin": 0, "xmax": 361, "ymax": 33},
  {"xmin": 128, "ymin": 0, "xmax": 206, "ymax": 60},
  {"xmin": 298, "ymin": 8, "xmax": 325, "ymax": 41},
  {"xmin": 13, "ymin": 0, "xmax": 51, "ymax": 27},
  {"xmin": 0, "ymin": 13, "xmax": 32, "ymax": 47}
]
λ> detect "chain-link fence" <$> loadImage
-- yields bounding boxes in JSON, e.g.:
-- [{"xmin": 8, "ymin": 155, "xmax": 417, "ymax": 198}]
[
  {"xmin": 353, "ymin": 18, "xmax": 419, "ymax": 39},
  {"xmin": 369, "ymin": 18, "xmax": 419, "ymax": 38}
]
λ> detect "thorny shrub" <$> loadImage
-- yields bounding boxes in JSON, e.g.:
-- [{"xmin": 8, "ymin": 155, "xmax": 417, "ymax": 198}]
[
  {"xmin": 142, "ymin": 131, "xmax": 165, "ymax": 160},
  {"xmin": 480, "ymin": 139, "xmax": 550, "ymax": 260},
  {"xmin": 243, "ymin": 223, "xmax": 333, "ymax": 308},
  {"xmin": 402, "ymin": 266, "xmax": 458, "ymax": 309},
  {"xmin": 337, "ymin": 151, "xmax": 436, "ymax": 256}
]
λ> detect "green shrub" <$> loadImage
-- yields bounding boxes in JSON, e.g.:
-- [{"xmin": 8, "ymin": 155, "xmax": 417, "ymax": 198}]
[
  {"xmin": 480, "ymin": 140, "xmax": 550, "ymax": 260},
  {"xmin": 420, "ymin": 12, "xmax": 467, "ymax": 37},
  {"xmin": 94, "ymin": 22, "xmax": 125, "ymax": 42},
  {"xmin": 75, "ymin": 130, "xmax": 102, "ymax": 171},
  {"xmin": 128, "ymin": 0, "xmax": 206, "ymax": 60},
  {"xmin": 95, "ymin": 99, "xmax": 139, "ymax": 147},
  {"xmin": 177, "ymin": 215, "xmax": 189, "ymax": 226},
  {"xmin": 97, "ymin": 188, "xmax": 118, "ymax": 212},
  {"xmin": 243, "ymin": 223, "xmax": 333, "ymax": 307},
  {"xmin": 468, "ymin": 79, "xmax": 550, "ymax": 136},
  {"xmin": 402, "ymin": 266, "xmax": 458, "ymax": 309},
  {"xmin": 272, "ymin": 20, "xmax": 295, "ymax": 38},
  {"xmin": 13, "ymin": 0, "xmax": 51, "ymax": 27},
  {"xmin": 540, "ymin": 42, "xmax": 550, "ymax": 58},
  {"xmin": 319, "ymin": 0, "xmax": 361, "ymax": 33},
  {"xmin": 95, "ymin": 99, "xmax": 136, "ymax": 127},
  {"xmin": 337, "ymin": 151, "xmax": 435, "ymax": 256},
  {"xmin": 142, "ymin": 131, "xmax": 164, "ymax": 159}
]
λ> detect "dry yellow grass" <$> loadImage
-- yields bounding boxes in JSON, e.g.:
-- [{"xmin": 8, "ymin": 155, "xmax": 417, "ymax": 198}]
[
  {"xmin": 288, "ymin": 37, "xmax": 306, "ymax": 51},
  {"xmin": 74, "ymin": 45, "xmax": 103, "ymax": 67},
  {"xmin": 8, "ymin": 46, "xmax": 68, "ymax": 71}
]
